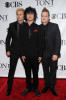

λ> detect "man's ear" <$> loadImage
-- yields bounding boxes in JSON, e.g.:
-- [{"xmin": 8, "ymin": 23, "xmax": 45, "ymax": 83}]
[{"xmin": 49, "ymin": 18, "xmax": 50, "ymax": 22}]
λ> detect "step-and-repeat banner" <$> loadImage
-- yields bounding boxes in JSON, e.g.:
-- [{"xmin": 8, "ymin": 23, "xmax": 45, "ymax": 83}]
[{"xmin": 0, "ymin": 0, "xmax": 66, "ymax": 78}]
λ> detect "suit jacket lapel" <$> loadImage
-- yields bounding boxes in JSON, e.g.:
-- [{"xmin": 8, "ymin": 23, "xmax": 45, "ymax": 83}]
[
  {"xmin": 45, "ymin": 22, "xmax": 50, "ymax": 36},
  {"xmin": 14, "ymin": 21, "xmax": 17, "ymax": 33}
]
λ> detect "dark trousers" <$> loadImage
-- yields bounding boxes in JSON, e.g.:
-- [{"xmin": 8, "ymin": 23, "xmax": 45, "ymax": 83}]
[
  {"xmin": 42, "ymin": 56, "xmax": 58, "ymax": 88},
  {"xmin": 23, "ymin": 57, "xmax": 39, "ymax": 90},
  {"xmin": 7, "ymin": 53, "xmax": 23, "ymax": 91}
]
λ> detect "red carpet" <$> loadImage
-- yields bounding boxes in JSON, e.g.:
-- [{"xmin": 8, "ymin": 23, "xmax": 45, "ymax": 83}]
[{"xmin": 0, "ymin": 78, "xmax": 66, "ymax": 100}]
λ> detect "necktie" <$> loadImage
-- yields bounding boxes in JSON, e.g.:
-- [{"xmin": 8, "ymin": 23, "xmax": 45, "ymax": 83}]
[
  {"xmin": 17, "ymin": 23, "xmax": 22, "ymax": 38},
  {"xmin": 43, "ymin": 26, "xmax": 47, "ymax": 51}
]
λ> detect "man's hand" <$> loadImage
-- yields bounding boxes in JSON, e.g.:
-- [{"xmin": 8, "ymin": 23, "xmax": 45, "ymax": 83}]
[
  {"xmin": 52, "ymin": 55, "xmax": 58, "ymax": 61},
  {"xmin": 22, "ymin": 56, "xmax": 26, "ymax": 62},
  {"xmin": 38, "ymin": 57, "xmax": 42, "ymax": 63},
  {"xmin": 6, "ymin": 51, "xmax": 10, "ymax": 57}
]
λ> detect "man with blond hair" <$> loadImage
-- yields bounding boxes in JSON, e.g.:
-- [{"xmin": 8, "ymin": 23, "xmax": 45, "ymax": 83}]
[
  {"xmin": 39, "ymin": 7, "xmax": 61, "ymax": 96},
  {"xmin": 6, "ymin": 8, "xmax": 25, "ymax": 96}
]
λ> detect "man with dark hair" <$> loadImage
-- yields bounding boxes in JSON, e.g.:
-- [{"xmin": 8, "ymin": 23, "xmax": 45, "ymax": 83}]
[
  {"xmin": 24, "ymin": 7, "xmax": 37, "ymax": 22},
  {"xmin": 21, "ymin": 7, "xmax": 42, "ymax": 96},
  {"xmin": 40, "ymin": 7, "xmax": 61, "ymax": 96},
  {"xmin": 6, "ymin": 8, "xmax": 25, "ymax": 96}
]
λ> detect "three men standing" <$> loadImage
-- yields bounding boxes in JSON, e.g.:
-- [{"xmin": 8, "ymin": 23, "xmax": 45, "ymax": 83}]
[{"xmin": 6, "ymin": 7, "xmax": 61, "ymax": 96}]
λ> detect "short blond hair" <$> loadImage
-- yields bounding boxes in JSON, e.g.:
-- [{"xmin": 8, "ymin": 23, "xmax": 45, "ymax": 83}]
[
  {"xmin": 42, "ymin": 7, "xmax": 50, "ymax": 16},
  {"xmin": 16, "ymin": 8, "xmax": 24, "ymax": 14}
]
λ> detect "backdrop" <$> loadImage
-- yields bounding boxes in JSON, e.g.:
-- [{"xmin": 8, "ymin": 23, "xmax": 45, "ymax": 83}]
[{"xmin": 0, "ymin": 0, "xmax": 66, "ymax": 78}]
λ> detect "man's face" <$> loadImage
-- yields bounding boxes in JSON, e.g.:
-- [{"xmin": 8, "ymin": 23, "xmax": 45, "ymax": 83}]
[
  {"xmin": 17, "ymin": 11, "xmax": 24, "ymax": 22},
  {"xmin": 26, "ymin": 12, "xmax": 34, "ymax": 21},
  {"xmin": 41, "ymin": 12, "xmax": 50, "ymax": 24}
]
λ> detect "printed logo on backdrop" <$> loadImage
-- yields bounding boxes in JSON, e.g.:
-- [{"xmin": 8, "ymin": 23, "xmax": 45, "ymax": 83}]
[
  {"xmin": 51, "ymin": 13, "xmax": 66, "ymax": 19},
  {"xmin": 0, "ymin": 15, "xmax": 8, "ymax": 22},
  {"xmin": 0, "ymin": 40, "xmax": 5, "ymax": 46},
  {"xmin": 0, "ymin": 28, "xmax": 8, "ymax": 46},
  {"xmin": 61, "ymin": 40, "xmax": 66, "ymax": 46},
  {"xmin": 58, "ymin": 65, "xmax": 66, "ymax": 71},
  {"xmin": 5, "ymin": 1, "xmax": 23, "ymax": 8},
  {"xmin": 0, "ymin": 63, "xmax": 10, "ymax": 69},
  {"xmin": 35, "ymin": 0, "xmax": 54, "ymax": 7}
]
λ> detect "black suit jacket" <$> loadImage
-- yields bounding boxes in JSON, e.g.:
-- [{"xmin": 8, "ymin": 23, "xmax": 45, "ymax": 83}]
[
  {"xmin": 6, "ymin": 21, "xmax": 25, "ymax": 55},
  {"xmin": 39, "ymin": 22, "xmax": 61, "ymax": 57},
  {"xmin": 21, "ymin": 22, "xmax": 43, "ymax": 57}
]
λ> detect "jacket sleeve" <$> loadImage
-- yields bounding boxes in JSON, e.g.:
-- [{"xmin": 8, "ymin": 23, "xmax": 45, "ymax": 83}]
[
  {"xmin": 38, "ymin": 26, "xmax": 43, "ymax": 57},
  {"xmin": 53, "ymin": 24, "xmax": 61, "ymax": 57},
  {"xmin": 5, "ymin": 24, "xmax": 12, "ymax": 52}
]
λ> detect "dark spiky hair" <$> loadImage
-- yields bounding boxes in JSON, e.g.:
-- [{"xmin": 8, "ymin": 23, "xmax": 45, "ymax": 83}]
[{"xmin": 24, "ymin": 7, "xmax": 37, "ymax": 22}]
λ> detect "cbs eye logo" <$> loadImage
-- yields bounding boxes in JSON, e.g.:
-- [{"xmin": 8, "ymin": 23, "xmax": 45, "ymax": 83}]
[
  {"xmin": 5, "ymin": 2, "xmax": 11, "ymax": 8},
  {"xmin": 51, "ymin": 14, "xmax": 56, "ymax": 19},
  {"xmin": 5, "ymin": 1, "xmax": 22, "ymax": 8}
]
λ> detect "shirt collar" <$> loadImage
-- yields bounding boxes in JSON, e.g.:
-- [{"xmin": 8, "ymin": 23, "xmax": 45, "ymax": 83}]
[
  {"xmin": 17, "ymin": 21, "xmax": 24, "ymax": 25},
  {"xmin": 42, "ymin": 22, "xmax": 49, "ymax": 29},
  {"xmin": 26, "ymin": 22, "xmax": 35, "ymax": 28}
]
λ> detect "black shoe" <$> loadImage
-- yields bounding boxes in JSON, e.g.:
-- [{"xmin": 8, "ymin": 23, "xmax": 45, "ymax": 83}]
[
  {"xmin": 50, "ymin": 88, "xmax": 58, "ymax": 96},
  {"xmin": 6, "ymin": 91, "xmax": 11, "ymax": 96},
  {"xmin": 33, "ymin": 89, "xmax": 41, "ymax": 97},
  {"xmin": 42, "ymin": 87, "xmax": 49, "ymax": 93},
  {"xmin": 21, "ymin": 89, "xmax": 32, "ymax": 95}
]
